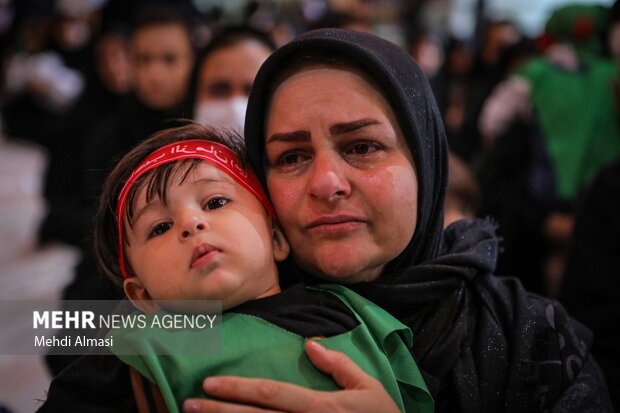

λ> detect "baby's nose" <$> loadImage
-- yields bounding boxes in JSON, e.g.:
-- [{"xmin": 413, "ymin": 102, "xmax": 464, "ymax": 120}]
[{"xmin": 179, "ymin": 212, "xmax": 208, "ymax": 239}]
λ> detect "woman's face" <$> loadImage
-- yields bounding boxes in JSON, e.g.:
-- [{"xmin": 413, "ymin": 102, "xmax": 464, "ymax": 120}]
[{"xmin": 265, "ymin": 66, "xmax": 418, "ymax": 283}]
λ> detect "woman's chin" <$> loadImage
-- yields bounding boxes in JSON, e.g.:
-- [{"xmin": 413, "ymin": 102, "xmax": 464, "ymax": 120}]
[
  {"xmin": 310, "ymin": 257, "xmax": 383, "ymax": 284},
  {"xmin": 292, "ymin": 242, "xmax": 386, "ymax": 283}
]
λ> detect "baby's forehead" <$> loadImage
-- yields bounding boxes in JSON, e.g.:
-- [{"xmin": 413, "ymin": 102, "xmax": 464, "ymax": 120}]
[
  {"xmin": 130, "ymin": 160, "xmax": 240, "ymax": 212},
  {"xmin": 182, "ymin": 161, "xmax": 237, "ymax": 185}
]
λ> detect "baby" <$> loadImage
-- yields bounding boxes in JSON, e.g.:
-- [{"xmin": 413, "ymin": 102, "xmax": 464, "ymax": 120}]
[{"xmin": 95, "ymin": 121, "xmax": 433, "ymax": 413}]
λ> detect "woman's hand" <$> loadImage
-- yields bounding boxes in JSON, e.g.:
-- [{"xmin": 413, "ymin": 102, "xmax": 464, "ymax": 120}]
[{"xmin": 182, "ymin": 340, "xmax": 401, "ymax": 413}]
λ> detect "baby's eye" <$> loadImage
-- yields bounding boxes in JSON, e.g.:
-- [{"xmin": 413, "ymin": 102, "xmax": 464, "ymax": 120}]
[
  {"xmin": 150, "ymin": 222, "xmax": 172, "ymax": 237},
  {"xmin": 204, "ymin": 197, "xmax": 229, "ymax": 210}
]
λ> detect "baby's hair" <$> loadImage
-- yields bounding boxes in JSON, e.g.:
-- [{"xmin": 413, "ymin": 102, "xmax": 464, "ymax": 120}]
[{"xmin": 95, "ymin": 121, "xmax": 247, "ymax": 286}]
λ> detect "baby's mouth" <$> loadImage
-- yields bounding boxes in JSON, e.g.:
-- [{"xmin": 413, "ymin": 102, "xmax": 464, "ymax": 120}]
[{"xmin": 191, "ymin": 243, "xmax": 221, "ymax": 268}]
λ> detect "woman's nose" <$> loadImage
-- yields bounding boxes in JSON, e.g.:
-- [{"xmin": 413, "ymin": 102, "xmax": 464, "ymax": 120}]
[
  {"xmin": 178, "ymin": 211, "xmax": 208, "ymax": 240},
  {"xmin": 308, "ymin": 154, "xmax": 351, "ymax": 202}
]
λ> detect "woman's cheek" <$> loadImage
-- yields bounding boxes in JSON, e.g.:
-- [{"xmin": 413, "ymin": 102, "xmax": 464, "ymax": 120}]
[
  {"xmin": 268, "ymin": 177, "xmax": 302, "ymax": 229},
  {"xmin": 371, "ymin": 164, "xmax": 418, "ymax": 236}
]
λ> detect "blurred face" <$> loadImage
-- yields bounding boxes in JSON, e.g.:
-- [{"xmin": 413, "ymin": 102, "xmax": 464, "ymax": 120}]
[
  {"xmin": 411, "ymin": 37, "xmax": 444, "ymax": 77},
  {"xmin": 196, "ymin": 40, "xmax": 271, "ymax": 103},
  {"xmin": 55, "ymin": 17, "xmax": 90, "ymax": 51},
  {"xmin": 96, "ymin": 34, "xmax": 132, "ymax": 95},
  {"xmin": 266, "ymin": 67, "xmax": 418, "ymax": 283},
  {"xmin": 194, "ymin": 40, "xmax": 270, "ymax": 133},
  {"xmin": 124, "ymin": 161, "xmax": 286, "ymax": 312},
  {"xmin": 482, "ymin": 23, "xmax": 519, "ymax": 65},
  {"xmin": 608, "ymin": 21, "xmax": 620, "ymax": 58},
  {"xmin": 131, "ymin": 24, "xmax": 193, "ymax": 110}
]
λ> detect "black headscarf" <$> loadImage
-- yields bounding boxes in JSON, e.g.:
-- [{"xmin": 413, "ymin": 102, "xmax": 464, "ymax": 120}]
[{"xmin": 245, "ymin": 29, "xmax": 611, "ymax": 412}]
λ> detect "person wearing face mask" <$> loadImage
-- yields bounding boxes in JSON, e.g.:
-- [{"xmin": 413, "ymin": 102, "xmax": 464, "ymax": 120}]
[{"xmin": 193, "ymin": 26, "xmax": 275, "ymax": 135}]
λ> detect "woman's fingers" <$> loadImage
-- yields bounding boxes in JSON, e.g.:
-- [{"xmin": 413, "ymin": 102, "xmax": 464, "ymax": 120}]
[
  {"xmin": 183, "ymin": 398, "xmax": 280, "ymax": 413},
  {"xmin": 187, "ymin": 376, "xmax": 317, "ymax": 413},
  {"xmin": 182, "ymin": 343, "xmax": 400, "ymax": 413},
  {"xmin": 305, "ymin": 341, "xmax": 400, "ymax": 413},
  {"xmin": 304, "ymin": 340, "xmax": 379, "ymax": 390}
]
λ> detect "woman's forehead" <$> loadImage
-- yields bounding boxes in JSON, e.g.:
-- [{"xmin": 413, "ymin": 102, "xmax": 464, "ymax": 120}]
[
  {"xmin": 269, "ymin": 66, "xmax": 392, "ymax": 115},
  {"xmin": 274, "ymin": 64, "xmax": 380, "ymax": 97},
  {"xmin": 266, "ymin": 66, "xmax": 402, "ymax": 137}
]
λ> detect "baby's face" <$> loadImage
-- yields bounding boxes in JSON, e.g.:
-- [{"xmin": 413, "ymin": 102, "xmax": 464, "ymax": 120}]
[{"xmin": 124, "ymin": 161, "xmax": 285, "ymax": 312}]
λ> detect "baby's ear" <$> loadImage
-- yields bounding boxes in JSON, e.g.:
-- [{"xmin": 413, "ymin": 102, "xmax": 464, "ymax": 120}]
[
  {"xmin": 271, "ymin": 220, "xmax": 290, "ymax": 262},
  {"xmin": 123, "ymin": 277, "xmax": 161, "ymax": 314}
]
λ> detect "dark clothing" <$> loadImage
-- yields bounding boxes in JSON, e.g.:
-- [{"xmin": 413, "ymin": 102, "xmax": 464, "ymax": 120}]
[
  {"xmin": 449, "ymin": 62, "xmax": 503, "ymax": 164},
  {"xmin": 476, "ymin": 121, "xmax": 551, "ymax": 294},
  {"xmin": 244, "ymin": 28, "xmax": 614, "ymax": 411},
  {"xmin": 81, "ymin": 95, "xmax": 192, "ymax": 203},
  {"xmin": 560, "ymin": 156, "xmax": 620, "ymax": 409},
  {"xmin": 39, "ymin": 82, "xmax": 131, "ymax": 247},
  {"xmin": 38, "ymin": 353, "xmax": 136, "ymax": 413},
  {"xmin": 350, "ymin": 219, "xmax": 611, "ymax": 412},
  {"xmin": 1, "ymin": 94, "xmax": 66, "ymax": 148}
]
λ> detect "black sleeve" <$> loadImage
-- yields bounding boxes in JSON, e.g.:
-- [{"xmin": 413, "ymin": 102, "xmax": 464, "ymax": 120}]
[
  {"xmin": 530, "ymin": 296, "xmax": 615, "ymax": 412},
  {"xmin": 37, "ymin": 354, "xmax": 136, "ymax": 413},
  {"xmin": 551, "ymin": 355, "xmax": 614, "ymax": 413},
  {"xmin": 559, "ymin": 158, "xmax": 620, "ymax": 410}
]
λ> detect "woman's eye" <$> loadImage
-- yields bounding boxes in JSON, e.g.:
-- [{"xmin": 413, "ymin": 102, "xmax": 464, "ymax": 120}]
[
  {"xmin": 274, "ymin": 152, "xmax": 310, "ymax": 168},
  {"xmin": 150, "ymin": 222, "xmax": 172, "ymax": 237},
  {"xmin": 205, "ymin": 198, "xmax": 229, "ymax": 210},
  {"xmin": 282, "ymin": 153, "xmax": 300, "ymax": 165},
  {"xmin": 346, "ymin": 143, "xmax": 379, "ymax": 155}
]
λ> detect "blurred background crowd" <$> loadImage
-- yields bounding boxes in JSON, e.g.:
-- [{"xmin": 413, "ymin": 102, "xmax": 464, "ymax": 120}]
[{"xmin": 0, "ymin": 0, "xmax": 618, "ymax": 411}]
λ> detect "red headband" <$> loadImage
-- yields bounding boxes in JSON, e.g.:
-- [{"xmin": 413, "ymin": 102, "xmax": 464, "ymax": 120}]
[{"xmin": 116, "ymin": 139, "xmax": 276, "ymax": 279}]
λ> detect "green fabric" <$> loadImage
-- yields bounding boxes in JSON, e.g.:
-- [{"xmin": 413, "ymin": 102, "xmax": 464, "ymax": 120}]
[
  {"xmin": 110, "ymin": 285, "xmax": 433, "ymax": 413},
  {"xmin": 543, "ymin": 4, "xmax": 610, "ymax": 57},
  {"xmin": 517, "ymin": 56, "xmax": 620, "ymax": 201}
]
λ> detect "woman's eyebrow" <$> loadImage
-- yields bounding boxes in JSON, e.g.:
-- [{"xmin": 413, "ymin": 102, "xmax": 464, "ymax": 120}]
[
  {"xmin": 329, "ymin": 118, "xmax": 381, "ymax": 136},
  {"xmin": 266, "ymin": 130, "xmax": 310, "ymax": 143},
  {"xmin": 267, "ymin": 119, "xmax": 381, "ymax": 143}
]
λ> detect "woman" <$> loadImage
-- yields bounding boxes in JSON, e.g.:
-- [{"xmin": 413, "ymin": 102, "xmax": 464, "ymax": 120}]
[{"xmin": 184, "ymin": 28, "xmax": 612, "ymax": 412}]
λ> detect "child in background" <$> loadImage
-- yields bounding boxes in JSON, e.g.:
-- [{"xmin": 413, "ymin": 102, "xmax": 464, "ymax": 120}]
[{"xmin": 95, "ymin": 121, "xmax": 433, "ymax": 413}]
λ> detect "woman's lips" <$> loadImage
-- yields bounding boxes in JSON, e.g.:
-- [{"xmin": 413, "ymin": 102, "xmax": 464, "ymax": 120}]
[
  {"xmin": 306, "ymin": 215, "xmax": 367, "ymax": 234},
  {"xmin": 191, "ymin": 243, "xmax": 221, "ymax": 269}
]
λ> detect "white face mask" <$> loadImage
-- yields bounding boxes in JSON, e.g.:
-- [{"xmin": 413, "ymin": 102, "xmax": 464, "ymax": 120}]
[{"xmin": 194, "ymin": 96, "xmax": 248, "ymax": 136}]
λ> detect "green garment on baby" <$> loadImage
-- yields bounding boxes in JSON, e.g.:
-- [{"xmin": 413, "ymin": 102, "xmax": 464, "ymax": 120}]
[{"xmin": 109, "ymin": 284, "xmax": 433, "ymax": 413}]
